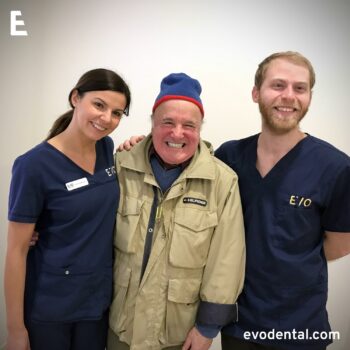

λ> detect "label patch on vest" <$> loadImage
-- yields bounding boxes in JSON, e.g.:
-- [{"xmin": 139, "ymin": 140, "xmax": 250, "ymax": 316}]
[{"xmin": 183, "ymin": 197, "xmax": 207, "ymax": 207}]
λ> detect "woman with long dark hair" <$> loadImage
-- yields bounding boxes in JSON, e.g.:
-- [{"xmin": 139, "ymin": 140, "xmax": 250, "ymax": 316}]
[{"xmin": 5, "ymin": 68, "xmax": 131, "ymax": 350}]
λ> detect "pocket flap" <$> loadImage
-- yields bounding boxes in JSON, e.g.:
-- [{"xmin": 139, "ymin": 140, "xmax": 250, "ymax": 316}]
[
  {"xmin": 115, "ymin": 267, "xmax": 132, "ymax": 287},
  {"xmin": 118, "ymin": 197, "xmax": 142, "ymax": 216},
  {"xmin": 168, "ymin": 278, "xmax": 201, "ymax": 304},
  {"xmin": 41, "ymin": 263, "xmax": 93, "ymax": 276},
  {"xmin": 174, "ymin": 209, "xmax": 218, "ymax": 232}
]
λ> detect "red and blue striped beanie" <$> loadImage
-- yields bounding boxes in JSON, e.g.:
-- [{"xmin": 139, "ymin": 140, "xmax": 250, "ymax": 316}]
[{"xmin": 152, "ymin": 73, "xmax": 204, "ymax": 117}]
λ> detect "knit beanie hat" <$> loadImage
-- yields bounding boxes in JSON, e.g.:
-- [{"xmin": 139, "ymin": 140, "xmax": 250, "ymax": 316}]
[{"xmin": 152, "ymin": 73, "xmax": 204, "ymax": 116}]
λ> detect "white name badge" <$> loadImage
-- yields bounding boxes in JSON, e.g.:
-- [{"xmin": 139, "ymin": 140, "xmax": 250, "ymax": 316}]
[{"xmin": 65, "ymin": 177, "xmax": 89, "ymax": 191}]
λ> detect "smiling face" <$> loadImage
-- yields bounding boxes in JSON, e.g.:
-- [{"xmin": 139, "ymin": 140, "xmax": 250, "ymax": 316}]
[
  {"xmin": 71, "ymin": 90, "xmax": 127, "ymax": 141},
  {"xmin": 151, "ymin": 99, "xmax": 202, "ymax": 165},
  {"xmin": 252, "ymin": 58, "xmax": 312, "ymax": 134}
]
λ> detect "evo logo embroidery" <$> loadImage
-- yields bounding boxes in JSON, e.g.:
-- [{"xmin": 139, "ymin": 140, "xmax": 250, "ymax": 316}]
[
  {"xmin": 65, "ymin": 177, "xmax": 89, "ymax": 191},
  {"xmin": 183, "ymin": 197, "xmax": 207, "ymax": 207},
  {"xmin": 105, "ymin": 165, "xmax": 116, "ymax": 176},
  {"xmin": 289, "ymin": 195, "xmax": 312, "ymax": 208}
]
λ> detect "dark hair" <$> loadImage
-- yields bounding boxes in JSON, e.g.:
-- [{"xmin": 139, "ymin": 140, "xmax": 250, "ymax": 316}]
[{"xmin": 46, "ymin": 68, "xmax": 131, "ymax": 140}]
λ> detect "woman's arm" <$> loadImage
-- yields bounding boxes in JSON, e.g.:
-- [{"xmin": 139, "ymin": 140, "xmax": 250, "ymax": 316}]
[{"xmin": 5, "ymin": 221, "xmax": 36, "ymax": 350}]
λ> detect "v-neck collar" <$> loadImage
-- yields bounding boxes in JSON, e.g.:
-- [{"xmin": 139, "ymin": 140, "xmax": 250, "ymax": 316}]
[
  {"xmin": 251, "ymin": 133, "xmax": 310, "ymax": 182},
  {"xmin": 45, "ymin": 140, "xmax": 99, "ymax": 176}
]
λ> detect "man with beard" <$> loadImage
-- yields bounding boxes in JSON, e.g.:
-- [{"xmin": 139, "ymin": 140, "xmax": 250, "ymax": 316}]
[{"xmin": 215, "ymin": 51, "xmax": 350, "ymax": 350}]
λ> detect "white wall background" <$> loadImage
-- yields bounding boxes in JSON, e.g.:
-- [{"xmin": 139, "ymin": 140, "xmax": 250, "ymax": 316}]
[{"xmin": 0, "ymin": 0, "xmax": 349, "ymax": 349}]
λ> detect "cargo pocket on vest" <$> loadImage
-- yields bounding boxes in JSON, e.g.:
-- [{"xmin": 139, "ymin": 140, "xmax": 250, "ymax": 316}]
[
  {"xmin": 109, "ymin": 267, "xmax": 132, "ymax": 334},
  {"xmin": 161, "ymin": 278, "xmax": 201, "ymax": 345},
  {"xmin": 169, "ymin": 208, "xmax": 217, "ymax": 268},
  {"xmin": 115, "ymin": 196, "xmax": 142, "ymax": 253}
]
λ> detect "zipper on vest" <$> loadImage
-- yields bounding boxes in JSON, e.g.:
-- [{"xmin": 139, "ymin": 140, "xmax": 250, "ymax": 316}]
[{"xmin": 155, "ymin": 204, "xmax": 163, "ymax": 222}]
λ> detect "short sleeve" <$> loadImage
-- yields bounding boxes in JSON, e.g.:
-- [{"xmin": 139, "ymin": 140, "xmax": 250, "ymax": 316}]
[
  {"xmin": 8, "ymin": 156, "xmax": 45, "ymax": 223},
  {"xmin": 105, "ymin": 136, "xmax": 115, "ymax": 153},
  {"xmin": 322, "ymin": 163, "xmax": 350, "ymax": 232}
]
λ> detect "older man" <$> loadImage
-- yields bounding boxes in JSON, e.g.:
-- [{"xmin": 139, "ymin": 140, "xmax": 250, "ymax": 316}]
[{"xmin": 107, "ymin": 73, "xmax": 246, "ymax": 350}]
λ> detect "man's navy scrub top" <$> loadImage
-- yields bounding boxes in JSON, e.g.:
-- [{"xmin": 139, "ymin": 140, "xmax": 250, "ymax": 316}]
[{"xmin": 215, "ymin": 134, "xmax": 350, "ymax": 350}]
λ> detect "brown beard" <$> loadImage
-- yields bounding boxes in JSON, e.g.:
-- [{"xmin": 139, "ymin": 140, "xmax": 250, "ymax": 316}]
[{"xmin": 258, "ymin": 100, "xmax": 308, "ymax": 134}]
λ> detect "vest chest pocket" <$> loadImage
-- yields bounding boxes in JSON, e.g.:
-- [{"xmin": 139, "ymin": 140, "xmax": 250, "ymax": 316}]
[
  {"xmin": 169, "ymin": 208, "xmax": 218, "ymax": 268},
  {"xmin": 115, "ymin": 197, "xmax": 142, "ymax": 253}
]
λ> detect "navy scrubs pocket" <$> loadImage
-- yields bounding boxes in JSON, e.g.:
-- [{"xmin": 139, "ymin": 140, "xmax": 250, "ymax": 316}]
[
  {"xmin": 274, "ymin": 191, "xmax": 321, "ymax": 254},
  {"xmin": 28, "ymin": 264, "xmax": 112, "ymax": 322}
]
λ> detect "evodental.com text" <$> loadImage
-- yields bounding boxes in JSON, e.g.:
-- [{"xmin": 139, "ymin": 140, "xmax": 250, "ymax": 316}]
[{"xmin": 243, "ymin": 329, "xmax": 340, "ymax": 341}]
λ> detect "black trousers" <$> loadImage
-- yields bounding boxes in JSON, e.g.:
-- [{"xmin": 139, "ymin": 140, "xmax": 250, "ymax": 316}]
[
  {"xmin": 221, "ymin": 333, "xmax": 327, "ymax": 350},
  {"xmin": 26, "ymin": 311, "xmax": 108, "ymax": 350}
]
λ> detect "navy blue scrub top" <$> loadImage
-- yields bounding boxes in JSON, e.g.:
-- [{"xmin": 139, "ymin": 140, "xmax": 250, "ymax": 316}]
[
  {"xmin": 215, "ymin": 134, "xmax": 350, "ymax": 350},
  {"xmin": 8, "ymin": 136, "xmax": 119, "ymax": 322}
]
